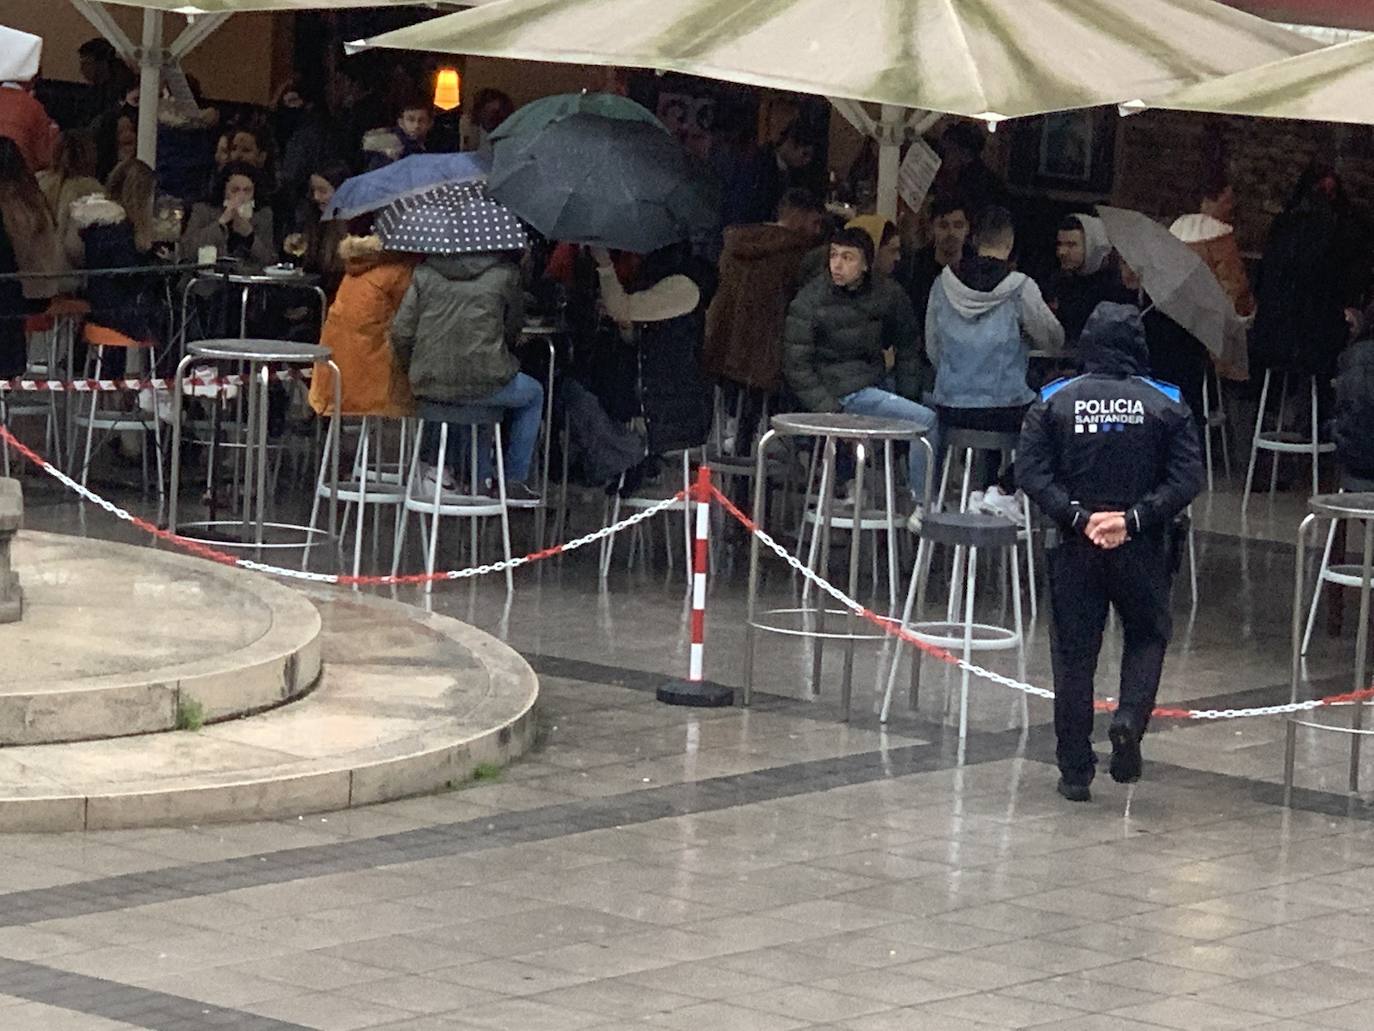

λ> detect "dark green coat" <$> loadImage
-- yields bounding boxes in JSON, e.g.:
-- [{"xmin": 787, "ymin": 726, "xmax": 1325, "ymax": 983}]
[
  {"xmin": 783, "ymin": 273, "xmax": 922, "ymax": 413},
  {"xmin": 391, "ymin": 254, "xmax": 524, "ymax": 404}
]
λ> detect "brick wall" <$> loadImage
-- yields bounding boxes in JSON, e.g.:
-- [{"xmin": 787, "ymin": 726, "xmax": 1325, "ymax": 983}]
[{"xmin": 1111, "ymin": 109, "xmax": 1374, "ymax": 253}]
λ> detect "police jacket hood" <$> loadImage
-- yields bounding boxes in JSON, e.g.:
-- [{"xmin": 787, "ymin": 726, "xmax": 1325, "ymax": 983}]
[
  {"xmin": 1016, "ymin": 300, "xmax": 1204, "ymax": 539},
  {"xmin": 1080, "ymin": 302, "xmax": 1150, "ymax": 377}
]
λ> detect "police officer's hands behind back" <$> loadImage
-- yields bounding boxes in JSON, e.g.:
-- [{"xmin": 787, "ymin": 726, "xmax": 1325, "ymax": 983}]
[{"xmin": 1085, "ymin": 511, "xmax": 1128, "ymax": 550}]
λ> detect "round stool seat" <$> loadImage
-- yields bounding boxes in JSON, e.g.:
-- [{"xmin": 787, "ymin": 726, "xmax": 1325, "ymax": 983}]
[
  {"xmin": 415, "ymin": 402, "xmax": 504, "ymax": 427},
  {"xmin": 188, "ymin": 338, "xmax": 329, "ymax": 364},
  {"xmin": 919, "ymin": 510, "xmax": 1020, "ymax": 549},
  {"xmin": 1310, "ymin": 493, "xmax": 1374, "ymax": 522},
  {"xmin": 83, "ymin": 323, "xmax": 153, "ymax": 349},
  {"xmin": 770, "ymin": 412, "xmax": 924, "ymax": 441},
  {"xmin": 943, "ymin": 428, "xmax": 1018, "ymax": 453}
]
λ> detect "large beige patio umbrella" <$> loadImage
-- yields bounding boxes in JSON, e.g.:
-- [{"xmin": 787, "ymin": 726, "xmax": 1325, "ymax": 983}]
[
  {"xmin": 70, "ymin": 0, "xmax": 448, "ymax": 166},
  {"xmin": 1156, "ymin": 34, "xmax": 1374, "ymax": 124},
  {"xmin": 353, "ymin": 0, "xmax": 1313, "ymax": 217}
]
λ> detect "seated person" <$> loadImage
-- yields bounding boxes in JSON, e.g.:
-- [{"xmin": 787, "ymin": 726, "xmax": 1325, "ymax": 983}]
[
  {"xmin": 903, "ymin": 192, "xmax": 972, "ymax": 330},
  {"xmin": 1045, "ymin": 213, "xmax": 1131, "ymax": 349},
  {"xmin": 391, "ymin": 247, "xmax": 543, "ymax": 503},
  {"xmin": 311, "ymin": 230, "xmax": 417, "ymax": 420},
  {"xmin": 182, "ymin": 161, "xmax": 275, "ymax": 266},
  {"xmin": 784, "ymin": 226, "xmax": 933, "ymax": 523},
  {"xmin": 1334, "ymin": 303, "xmax": 1374, "ymax": 490},
  {"xmin": 926, "ymin": 205, "xmax": 1065, "ymax": 520},
  {"xmin": 363, "ymin": 96, "xmax": 433, "ymax": 170}
]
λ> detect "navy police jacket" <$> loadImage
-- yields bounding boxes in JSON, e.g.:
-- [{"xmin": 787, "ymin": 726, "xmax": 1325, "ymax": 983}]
[{"xmin": 1018, "ymin": 302, "xmax": 1204, "ymax": 538}]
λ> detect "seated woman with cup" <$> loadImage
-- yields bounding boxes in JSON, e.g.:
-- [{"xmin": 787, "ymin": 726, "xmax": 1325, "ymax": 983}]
[{"xmin": 182, "ymin": 162, "xmax": 274, "ymax": 267}]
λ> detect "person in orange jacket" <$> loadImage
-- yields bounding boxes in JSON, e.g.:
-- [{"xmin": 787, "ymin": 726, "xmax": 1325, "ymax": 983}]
[{"xmin": 310, "ymin": 232, "xmax": 418, "ymax": 419}]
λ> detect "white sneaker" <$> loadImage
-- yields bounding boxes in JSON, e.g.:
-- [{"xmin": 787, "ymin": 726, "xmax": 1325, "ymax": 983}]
[
  {"xmin": 978, "ymin": 485, "xmax": 1024, "ymax": 523},
  {"xmin": 417, "ymin": 462, "xmax": 455, "ymax": 494},
  {"xmin": 965, "ymin": 489, "xmax": 985, "ymax": 514},
  {"xmin": 906, "ymin": 502, "xmax": 925, "ymax": 535}
]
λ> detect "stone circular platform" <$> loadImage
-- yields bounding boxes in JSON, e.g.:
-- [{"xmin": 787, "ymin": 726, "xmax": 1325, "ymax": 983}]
[
  {"xmin": 0, "ymin": 581, "xmax": 538, "ymax": 831},
  {"xmin": 0, "ymin": 532, "xmax": 322, "ymax": 744}
]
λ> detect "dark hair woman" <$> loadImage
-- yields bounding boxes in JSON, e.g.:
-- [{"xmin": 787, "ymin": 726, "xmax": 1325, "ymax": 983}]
[
  {"xmin": 182, "ymin": 160, "xmax": 275, "ymax": 266},
  {"xmin": 282, "ymin": 159, "xmax": 350, "ymax": 299}
]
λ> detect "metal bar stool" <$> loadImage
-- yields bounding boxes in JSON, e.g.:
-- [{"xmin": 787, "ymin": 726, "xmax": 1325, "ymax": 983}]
[
  {"xmin": 600, "ymin": 448, "xmax": 696, "ymax": 580},
  {"xmin": 308, "ymin": 415, "xmax": 413, "ymax": 580},
  {"xmin": 935, "ymin": 426, "xmax": 1038, "ymax": 621},
  {"xmin": 1201, "ymin": 364, "xmax": 1232, "ymax": 492},
  {"xmin": 169, "ymin": 339, "xmax": 340, "ymax": 558},
  {"xmin": 1285, "ymin": 492, "xmax": 1374, "ymax": 802},
  {"xmin": 392, "ymin": 404, "xmax": 515, "ymax": 594},
  {"xmin": 1243, "ymin": 369, "xmax": 1334, "ymax": 515},
  {"xmin": 1299, "ymin": 475, "xmax": 1374, "ymax": 656},
  {"xmin": 2, "ymin": 310, "xmax": 63, "ymax": 475},
  {"xmin": 880, "ymin": 510, "xmax": 1027, "ymax": 760},
  {"xmin": 72, "ymin": 323, "xmax": 164, "ymax": 501},
  {"xmin": 744, "ymin": 413, "xmax": 934, "ymax": 720}
]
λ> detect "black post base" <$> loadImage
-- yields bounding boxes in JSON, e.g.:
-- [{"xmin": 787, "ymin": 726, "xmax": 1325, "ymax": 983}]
[{"xmin": 657, "ymin": 679, "xmax": 735, "ymax": 708}]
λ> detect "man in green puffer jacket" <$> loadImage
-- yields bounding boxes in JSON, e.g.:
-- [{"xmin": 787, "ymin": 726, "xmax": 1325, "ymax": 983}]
[
  {"xmin": 391, "ymin": 251, "xmax": 543, "ymax": 502},
  {"xmin": 784, "ymin": 226, "xmax": 934, "ymax": 508}
]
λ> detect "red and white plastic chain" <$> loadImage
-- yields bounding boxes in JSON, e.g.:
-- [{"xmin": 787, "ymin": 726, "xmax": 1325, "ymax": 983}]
[
  {"xmin": 707, "ymin": 484, "xmax": 1374, "ymax": 722},
  {"xmin": 0, "ymin": 425, "xmax": 686, "ymax": 587}
]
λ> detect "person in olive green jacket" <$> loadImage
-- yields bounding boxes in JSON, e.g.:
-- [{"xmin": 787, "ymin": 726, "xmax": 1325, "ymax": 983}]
[
  {"xmin": 784, "ymin": 226, "xmax": 934, "ymax": 509},
  {"xmin": 391, "ymin": 251, "xmax": 543, "ymax": 502}
]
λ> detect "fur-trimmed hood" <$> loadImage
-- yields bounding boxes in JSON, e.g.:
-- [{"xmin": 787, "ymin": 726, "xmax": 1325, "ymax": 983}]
[
  {"xmin": 338, "ymin": 233, "xmax": 405, "ymax": 274},
  {"xmin": 69, "ymin": 194, "xmax": 127, "ymax": 231},
  {"xmin": 158, "ymin": 98, "xmax": 218, "ymax": 130},
  {"xmin": 1170, "ymin": 212, "xmax": 1234, "ymax": 245},
  {"xmin": 362, "ymin": 128, "xmax": 403, "ymax": 160}
]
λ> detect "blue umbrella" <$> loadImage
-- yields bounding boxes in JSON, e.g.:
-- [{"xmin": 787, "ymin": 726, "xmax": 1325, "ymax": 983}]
[
  {"xmin": 490, "ymin": 113, "xmax": 718, "ymax": 254},
  {"xmin": 324, "ymin": 152, "xmax": 490, "ymax": 222}
]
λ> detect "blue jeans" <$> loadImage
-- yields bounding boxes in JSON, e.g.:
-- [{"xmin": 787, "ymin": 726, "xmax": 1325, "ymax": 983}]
[
  {"xmin": 839, "ymin": 387, "xmax": 936, "ymax": 500},
  {"xmin": 420, "ymin": 373, "xmax": 545, "ymax": 484}
]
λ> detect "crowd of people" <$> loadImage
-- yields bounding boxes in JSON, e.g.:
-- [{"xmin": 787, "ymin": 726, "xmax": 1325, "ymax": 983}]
[{"xmin": 1, "ymin": 36, "xmax": 1374, "ymax": 516}]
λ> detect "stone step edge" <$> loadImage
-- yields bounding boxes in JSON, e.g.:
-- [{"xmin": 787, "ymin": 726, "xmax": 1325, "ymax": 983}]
[{"xmin": 0, "ymin": 692, "xmax": 537, "ymax": 832}]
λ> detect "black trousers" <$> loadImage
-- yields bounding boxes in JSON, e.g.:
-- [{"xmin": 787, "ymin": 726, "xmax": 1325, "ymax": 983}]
[{"xmin": 1047, "ymin": 532, "xmax": 1174, "ymax": 784}]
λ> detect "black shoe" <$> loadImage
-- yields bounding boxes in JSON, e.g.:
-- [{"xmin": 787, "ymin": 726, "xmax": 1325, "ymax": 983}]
[
  {"xmin": 1057, "ymin": 778, "xmax": 1091, "ymax": 803},
  {"xmin": 1109, "ymin": 722, "xmax": 1143, "ymax": 784}
]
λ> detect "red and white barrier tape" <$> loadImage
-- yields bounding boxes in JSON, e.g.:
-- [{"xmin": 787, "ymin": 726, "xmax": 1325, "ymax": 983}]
[
  {"xmin": 709, "ymin": 485, "xmax": 1374, "ymax": 722},
  {"xmin": 0, "ymin": 369, "xmax": 310, "ymax": 394},
  {"xmin": 0, "ymin": 425, "xmax": 685, "ymax": 587},
  {"xmin": 5, "ymin": 417, "xmax": 1370, "ymax": 724}
]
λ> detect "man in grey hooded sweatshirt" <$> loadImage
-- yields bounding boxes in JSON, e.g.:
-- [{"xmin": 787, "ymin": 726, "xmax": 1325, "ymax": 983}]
[{"xmin": 925, "ymin": 205, "xmax": 1064, "ymax": 517}]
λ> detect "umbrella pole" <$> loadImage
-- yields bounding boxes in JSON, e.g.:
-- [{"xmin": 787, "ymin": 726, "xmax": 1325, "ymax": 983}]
[
  {"xmin": 136, "ymin": 10, "xmax": 161, "ymax": 168},
  {"xmin": 876, "ymin": 105, "xmax": 903, "ymax": 221}
]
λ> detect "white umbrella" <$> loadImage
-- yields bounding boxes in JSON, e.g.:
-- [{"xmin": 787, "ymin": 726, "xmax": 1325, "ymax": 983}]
[
  {"xmin": 1155, "ymin": 34, "xmax": 1374, "ymax": 124},
  {"xmin": 0, "ymin": 26, "xmax": 41, "ymax": 83},
  {"xmin": 354, "ymin": 0, "xmax": 1313, "ymax": 121},
  {"xmin": 1096, "ymin": 205, "xmax": 1247, "ymax": 367},
  {"xmin": 352, "ymin": 0, "xmax": 1312, "ymax": 219}
]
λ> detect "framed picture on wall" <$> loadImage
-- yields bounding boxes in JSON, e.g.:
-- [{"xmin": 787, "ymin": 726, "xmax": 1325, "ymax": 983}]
[{"xmin": 1009, "ymin": 107, "xmax": 1117, "ymax": 194}]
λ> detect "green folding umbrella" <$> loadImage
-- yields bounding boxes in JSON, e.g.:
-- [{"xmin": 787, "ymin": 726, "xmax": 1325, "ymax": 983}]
[{"xmin": 490, "ymin": 92, "xmax": 665, "ymax": 144}]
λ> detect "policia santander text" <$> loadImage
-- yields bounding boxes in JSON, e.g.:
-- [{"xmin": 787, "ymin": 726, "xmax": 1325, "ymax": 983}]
[{"xmin": 1018, "ymin": 303, "xmax": 1204, "ymax": 803}]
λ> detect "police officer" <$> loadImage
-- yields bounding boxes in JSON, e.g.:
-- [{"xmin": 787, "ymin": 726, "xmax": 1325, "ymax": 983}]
[{"xmin": 1018, "ymin": 302, "xmax": 1204, "ymax": 802}]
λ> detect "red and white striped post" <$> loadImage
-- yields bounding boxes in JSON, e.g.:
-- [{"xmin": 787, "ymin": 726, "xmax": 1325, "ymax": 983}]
[{"xmin": 657, "ymin": 464, "xmax": 734, "ymax": 707}]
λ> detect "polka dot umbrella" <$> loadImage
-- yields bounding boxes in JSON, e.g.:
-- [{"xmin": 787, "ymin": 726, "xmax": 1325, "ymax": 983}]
[{"xmin": 373, "ymin": 181, "xmax": 528, "ymax": 255}]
